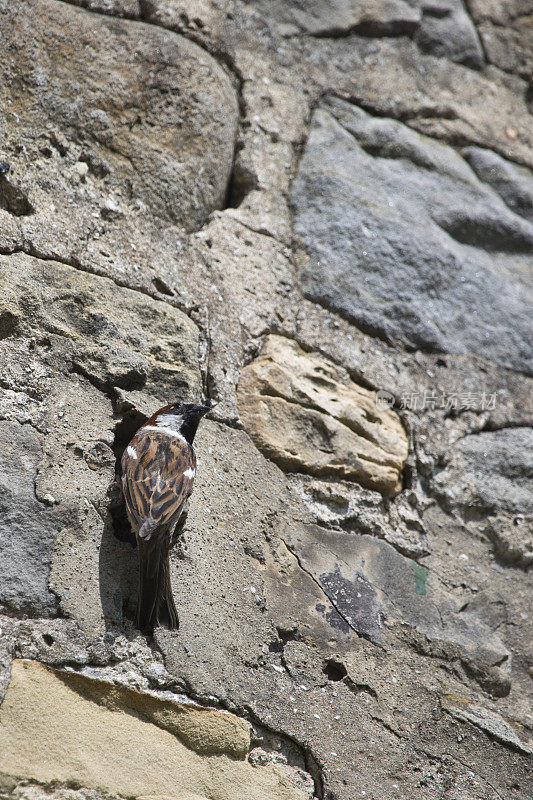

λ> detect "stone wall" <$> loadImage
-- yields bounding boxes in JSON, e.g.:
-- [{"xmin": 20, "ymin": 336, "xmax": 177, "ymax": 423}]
[{"xmin": 0, "ymin": 1, "xmax": 532, "ymax": 799}]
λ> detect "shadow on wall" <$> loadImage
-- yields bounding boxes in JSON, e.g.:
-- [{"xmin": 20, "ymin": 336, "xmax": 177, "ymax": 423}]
[{"xmin": 98, "ymin": 406, "xmax": 148, "ymax": 629}]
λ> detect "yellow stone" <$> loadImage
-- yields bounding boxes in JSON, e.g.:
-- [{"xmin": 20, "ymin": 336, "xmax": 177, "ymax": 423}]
[{"xmin": 0, "ymin": 660, "xmax": 307, "ymax": 800}]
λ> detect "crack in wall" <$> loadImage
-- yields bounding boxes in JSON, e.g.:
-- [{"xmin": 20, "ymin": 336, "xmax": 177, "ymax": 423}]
[
  {"xmin": 0, "ymin": 245, "xmax": 197, "ymax": 320},
  {"xmin": 279, "ymin": 533, "xmax": 369, "ymax": 645},
  {"xmin": 157, "ymin": 658, "xmax": 324, "ymax": 799}
]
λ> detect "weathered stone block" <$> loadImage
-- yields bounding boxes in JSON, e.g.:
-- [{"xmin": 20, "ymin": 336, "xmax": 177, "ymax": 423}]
[{"xmin": 238, "ymin": 335, "xmax": 408, "ymax": 495}]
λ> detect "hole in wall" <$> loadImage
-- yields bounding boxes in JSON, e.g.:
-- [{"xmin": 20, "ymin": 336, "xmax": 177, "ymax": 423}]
[
  {"xmin": 225, "ymin": 158, "xmax": 259, "ymax": 209},
  {"xmin": 322, "ymin": 658, "xmax": 348, "ymax": 682}
]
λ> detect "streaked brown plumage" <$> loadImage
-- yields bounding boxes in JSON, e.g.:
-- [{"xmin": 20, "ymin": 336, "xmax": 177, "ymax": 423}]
[{"xmin": 121, "ymin": 402, "xmax": 210, "ymax": 633}]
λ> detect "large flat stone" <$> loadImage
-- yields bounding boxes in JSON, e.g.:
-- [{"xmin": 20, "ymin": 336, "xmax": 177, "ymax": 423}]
[
  {"xmin": 285, "ymin": 525, "xmax": 512, "ymax": 696},
  {"xmin": 292, "ymin": 99, "xmax": 533, "ymax": 373},
  {"xmin": 237, "ymin": 335, "xmax": 408, "ymax": 495},
  {"xmin": 46, "ymin": 667, "xmax": 252, "ymax": 759},
  {"xmin": 0, "ymin": 660, "xmax": 306, "ymax": 800}
]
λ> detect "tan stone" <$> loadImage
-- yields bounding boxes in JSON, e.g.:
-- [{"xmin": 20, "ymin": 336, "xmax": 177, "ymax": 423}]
[
  {"xmin": 0, "ymin": 660, "xmax": 307, "ymax": 800},
  {"xmin": 237, "ymin": 335, "xmax": 408, "ymax": 496},
  {"xmin": 56, "ymin": 668, "xmax": 251, "ymax": 759}
]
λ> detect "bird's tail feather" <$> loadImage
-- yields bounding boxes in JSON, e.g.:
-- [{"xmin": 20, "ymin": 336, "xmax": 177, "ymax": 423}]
[{"xmin": 137, "ymin": 536, "xmax": 179, "ymax": 633}]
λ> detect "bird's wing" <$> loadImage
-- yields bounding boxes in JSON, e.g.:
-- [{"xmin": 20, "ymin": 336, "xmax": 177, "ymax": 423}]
[{"xmin": 121, "ymin": 428, "xmax": 196, "ymax": 538}]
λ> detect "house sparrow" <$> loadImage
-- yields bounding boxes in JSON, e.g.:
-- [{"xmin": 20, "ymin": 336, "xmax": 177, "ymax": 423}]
[{"xmin": 121, "ymin": 402, "xmax": 211, "ymax": 633}]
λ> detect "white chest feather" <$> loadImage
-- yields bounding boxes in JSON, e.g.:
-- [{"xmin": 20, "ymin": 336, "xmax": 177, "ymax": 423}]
[{"xmin": 142, "ymin": 424, "xmax": 187, "ymax": 444}]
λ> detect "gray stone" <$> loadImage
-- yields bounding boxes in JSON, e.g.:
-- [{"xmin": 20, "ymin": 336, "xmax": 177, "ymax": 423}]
[
  {"xmin": 248, "ymin": 0, "xmax": 421, "ymax": 36},
  {"xmin": 432, "ymin": 428, "xmax": 533, "ymax": 566},
  {"xmin": 415, "ymin": 1, "xmax": 484, "ymax": 68},
  {"xmin": 0, "ymin": 422, "xmax": 61, "ymax": 614},
  {"xmin": 0, "ymin": 0, "xmax": 238, "ymax": 230},
  {"xmin": 69, "ymin": 0, "xmax": 140, "ymax": 15},
  {"xmin": 249, "ymin": 0, "xmax": 484, "ymax": 70},
  {"xmin": 285, "ymin": 524, "xmax": 512, "ymax": 695},
  {"xmin": 290, "ymin": 475, "xmax": 428, "ymax": 558},
  {"xmin": 0, "ymin": 617, "xmax": 15, "ymax": 702},
  {"xmin": 469, "ymin": 0, "xmax": 533, "ymax": 81},
  {"xmin": 13, "ymin": 619, "xmax": 91, "ymax": 667},
  {"xmin": 297, "ymin": 34, "xmax": 533, "ymax": 167},
  {"xmin": 292, "ymin": 98, "xmax": 533, "ymax": 373},
  {"xmin": 463, "ymin": 146, "xmax": 533, "ymax": 223},
  {"xmin": 433, "ymin": 428, "xmax": 533, "ymax": 517}
]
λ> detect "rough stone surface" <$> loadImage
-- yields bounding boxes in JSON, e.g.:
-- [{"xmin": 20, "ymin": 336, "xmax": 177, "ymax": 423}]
[
  {"xmin": 292, "ymin": 98, "xmax": 533, "ymax": 372},
  {"xmin": 238, "ymin": 335, "xmax": 408, "ymax": 495},
  {"xmin": 443, "ymin": 696, "xmax": 533, "ymax": 755},
  {"xmin": 41, "ymin": 664, "xmax": 252, "ymax": 759},
  {"xmin": 250, "ymin": 0, "xmax": 483, "ymax": 68},
  {"xmin": 0, "ymin": 252, "xmax": 201, "ymax": 402},
  {"xmin": 0, "ymin": 421, "xmax": 60, "ymax": 614},
  {"xmin": 0, "ymin": 0, "xmax": 238, "ymax": 231},
  {"xmin": 469, "ymin": 0, "xmax": 533, "ymax": 81},
  {"xmin": 248, "ymin": 0, "xmax": 422, "ymax": 37},
  {"xmin": 298, "ymin": 37, "xmax": 533, "ymax": 167},
  {"xmin": 1, "ymin": 1, "xmax": 532, "ymax": 799},
  {"xmin": 290, "ymin": 475, "xmax": 428, "ymax": 558},
  {"xmin": 285, "ymin": 524, "xmax": 512, "ymax": 695},
  {"xmin": 463, "ymin": 145, "xmax": 533, "ymax": 223},
  {"xmin": 413, "ymin": 1, "xmax": 484, "ymax": 69},
  {"xmin": 432, "ymin": 428, "xmax": 533, "ymax": 567}
]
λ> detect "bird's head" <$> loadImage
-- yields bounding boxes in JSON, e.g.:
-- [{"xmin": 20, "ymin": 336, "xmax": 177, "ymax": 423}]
[{"xmin": 147, "ymin": 402, "xmax": 213, "ymax": 444}]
